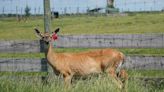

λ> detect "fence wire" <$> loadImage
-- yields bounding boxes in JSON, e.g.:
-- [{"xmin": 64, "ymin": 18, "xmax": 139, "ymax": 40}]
[{"xmin": 0, "ymin": 0, "xmax": 164, "ymax": 16}]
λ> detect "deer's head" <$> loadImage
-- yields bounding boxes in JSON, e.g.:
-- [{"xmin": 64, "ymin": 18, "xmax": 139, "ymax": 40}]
[{"xmin": 34, "ymin": 28, "xmax": 60, "ymax": 43}]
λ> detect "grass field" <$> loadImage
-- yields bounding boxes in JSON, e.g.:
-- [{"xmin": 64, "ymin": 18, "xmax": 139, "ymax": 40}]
[
  {"xmin": 0, "ymin": 13, "xmax": 164, "ymax": 40},
  {"xmin": 0, "ymin": 13, "xmax": 164, "ymax": 92}
]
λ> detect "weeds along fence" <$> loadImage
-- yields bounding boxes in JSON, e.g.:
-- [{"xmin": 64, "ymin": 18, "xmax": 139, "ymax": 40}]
[{"xmin": 0, "ymin": 34, "xmax": 164, "ymax": 73}]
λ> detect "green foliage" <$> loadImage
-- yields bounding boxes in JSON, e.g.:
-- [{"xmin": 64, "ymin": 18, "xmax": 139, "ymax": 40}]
[{"xmin": 25, "ymin": 5, "xmax": 31, "ymax": 17}]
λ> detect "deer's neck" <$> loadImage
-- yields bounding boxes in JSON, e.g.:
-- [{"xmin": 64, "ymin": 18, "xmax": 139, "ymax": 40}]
[{"xmin": 46, "ymin": 41, "xmax": 57, "ymax": 65}]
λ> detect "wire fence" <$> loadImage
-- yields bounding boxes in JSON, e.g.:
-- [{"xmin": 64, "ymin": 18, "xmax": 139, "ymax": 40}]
[
  {"xmin": 0, "ymin": 0, "xmax": 164, "ymax": 16},
  {"xmin": 115, "ymin": 0, "xmax": 164, "ymax": 12}
]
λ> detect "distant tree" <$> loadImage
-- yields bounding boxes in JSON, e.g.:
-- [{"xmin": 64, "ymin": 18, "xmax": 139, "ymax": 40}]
[
  {"xmin": 24, "ymin": 5, "xmax": 31, "ymax": 17},
  {"xmin": 107, "ymin": 0, "xmax": 114, "ymax": 8}
]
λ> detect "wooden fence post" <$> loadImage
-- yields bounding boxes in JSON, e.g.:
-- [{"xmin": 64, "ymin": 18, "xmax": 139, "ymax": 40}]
[
  {"xmin": 42, "ymin": 0, "xmax": 52, "ymax": 82},
  {"xmin": 44, "ymin": 0, "xmax": 51, "ymax": 33},
  {"xmin": 43, "ymin": 0, "xmax": 51, "ymax": 56}
]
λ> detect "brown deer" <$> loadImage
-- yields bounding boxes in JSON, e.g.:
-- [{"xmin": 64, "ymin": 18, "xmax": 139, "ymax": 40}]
[{"xmin": 34, "ymin": 28, "xmax": 127, "ymax": 90}]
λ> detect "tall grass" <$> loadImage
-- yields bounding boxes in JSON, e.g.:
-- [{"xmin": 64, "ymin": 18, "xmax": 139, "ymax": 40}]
[{"xmin": 0, "ymin": 72, "xmax": 163, "ymax": 92}]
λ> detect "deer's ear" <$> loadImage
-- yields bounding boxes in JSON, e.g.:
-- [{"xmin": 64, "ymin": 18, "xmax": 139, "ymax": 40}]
[
  {"xmin": 34, "ymin": 28, "xmax": 43, "ymax": 38},
  {"xmin": 54, "ymin": 28, "xmax": 60, "ymax": 34}
]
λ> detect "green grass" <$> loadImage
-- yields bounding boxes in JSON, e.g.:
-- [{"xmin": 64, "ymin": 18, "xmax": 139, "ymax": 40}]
[
  {"xmin": 0, "ymin": 72, "xmax": 163, "ymax": 92},
  {"xmin": 128, "ymin": 70, "xmax": 164, "ymax": 78},
  {"xmin": 0, "ymin": 53, "xmax": 45, "ymax": 58},
  {"xmin": 0, "ymin": 48, "xmax": 163, "ymax": 58},
  {"xmin": 0, "ymin": 70, "xmax": 164, "ymax": 78},
  {"xmin": 0, "ymin": 13, "xmax": 164, "ymax": 40},
  {"xmin": 0, "ymin": 72, "xmax": 47, "ymax": 76},
  {"xmin": 55, "ymin": 48, "xmax": 164, "ymax": 56}
]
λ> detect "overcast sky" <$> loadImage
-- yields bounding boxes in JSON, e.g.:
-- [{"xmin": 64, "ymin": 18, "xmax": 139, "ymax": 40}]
[{"xmin": 0, "ymin": 0, "xmax": 164, "ymax": 14}]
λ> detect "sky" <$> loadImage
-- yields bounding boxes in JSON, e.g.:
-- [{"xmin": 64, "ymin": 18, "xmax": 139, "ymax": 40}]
[{"xmin": 0, "ymin": 0, "xmax": 164, "ymax": 14}]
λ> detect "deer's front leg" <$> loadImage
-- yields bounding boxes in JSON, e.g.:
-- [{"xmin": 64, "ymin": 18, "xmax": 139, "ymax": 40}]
[
  {"xmin": 107, "ymin": 67, "xmax": 123, "ymax": 89},
  {"xmin": 118, "ymin": 69, "xmax": 128, "ymax": 83},
  {"xmin": 118, "ymin": 69, "xmax": 128, "ymax": 92},
  {"xmin": 63, "ymin": 72, "xmax": 73, "ymax": 88}
]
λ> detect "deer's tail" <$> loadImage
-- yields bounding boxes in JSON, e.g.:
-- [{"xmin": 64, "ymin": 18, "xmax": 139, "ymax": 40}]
[{"xmin": 116, "ymin": 52, "xmax": 125, "ymax": 74}]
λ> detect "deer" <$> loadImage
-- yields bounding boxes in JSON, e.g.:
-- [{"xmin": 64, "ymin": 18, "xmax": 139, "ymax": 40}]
[{"xmin": 34, "ymin": 28, "xmax": 127, "ymax": 90}]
